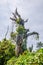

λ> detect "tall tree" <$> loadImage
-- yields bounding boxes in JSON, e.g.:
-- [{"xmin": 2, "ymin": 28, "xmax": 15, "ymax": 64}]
[{"xmin": 10, "ymin": 8, "xmax": 39, "ymax": 56}]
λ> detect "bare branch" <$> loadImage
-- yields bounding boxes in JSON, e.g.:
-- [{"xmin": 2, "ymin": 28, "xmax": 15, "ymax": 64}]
[
  {"xmin": 10, "ymin": 17, "xmax": 16, "ymax": 21},
  {"xmin": 24, "ymin": 19, "xmax": 28, "ymax": 23},
  {"xmin": 25, "ymin": 29, "xmax": 29, "ymax": 33},
  {"xmin": 29, "ymin": 44, "xmax": 33, "ymax": 52},
  {"xmin": 24, "ymin": 32, "xmax": 39, "ymax": 38},
  {"xmin": 5, "ymin": 26, "xmax": 9, "ymax": 39},
  {"xmin": 12, "ymin": 12, "xmax": 17, "ymax": 19},
  {"xmin": 15, "ymin": 8, "xmax": 21, "ymax": 18}
]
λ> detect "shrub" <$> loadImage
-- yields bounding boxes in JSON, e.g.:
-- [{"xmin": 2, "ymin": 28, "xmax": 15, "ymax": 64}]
[{"xmin": 0, "ymin": 39, "xmax": 15, "ymax": 65}]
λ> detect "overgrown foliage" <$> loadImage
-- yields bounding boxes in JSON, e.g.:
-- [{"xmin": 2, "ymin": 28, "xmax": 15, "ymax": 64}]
[
  {"xmin": 0, "ymin": 39, "xmax": 43, "ymax": 65},
  {"xmin": 0, "ymin": 39, "xmax": 15, "ymax": 65},
  {"xmin": 6, "ymin": 49, "xmax": 43, "ymax": 65}
]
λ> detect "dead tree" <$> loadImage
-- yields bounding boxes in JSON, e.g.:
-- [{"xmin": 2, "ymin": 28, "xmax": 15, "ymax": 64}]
[{"xmin": 10, "ymin": 8, "xmax": 39, "ymax": 56}]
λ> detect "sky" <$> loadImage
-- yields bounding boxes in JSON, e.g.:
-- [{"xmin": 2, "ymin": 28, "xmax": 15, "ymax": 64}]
[{"xmin": 0, "ymin": 0, "xmax": 43, "ymax": 50}]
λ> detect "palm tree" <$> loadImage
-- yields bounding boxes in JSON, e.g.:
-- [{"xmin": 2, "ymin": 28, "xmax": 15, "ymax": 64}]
[
  {"xmin": 10, "ymin": 8, "xmax": 39, "ymax": 56},
  {"xmin": 37, "ymin": 42, "xmax": 43, "ymax": 49}
]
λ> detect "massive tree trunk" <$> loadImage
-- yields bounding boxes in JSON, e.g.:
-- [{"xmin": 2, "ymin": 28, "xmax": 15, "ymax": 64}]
[{"xmin": 15, "ymin": 34, "xmax": 23, "ymax": 56}]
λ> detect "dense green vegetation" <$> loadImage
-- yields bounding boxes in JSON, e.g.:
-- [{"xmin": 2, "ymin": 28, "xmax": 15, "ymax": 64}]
[
  {"xmin": 0, "ymin": 39, "xmax": 43, "ymax": 65},
  {"xmin": 0, "ymin": 39, "xmax": 15, "ymax": 65}
]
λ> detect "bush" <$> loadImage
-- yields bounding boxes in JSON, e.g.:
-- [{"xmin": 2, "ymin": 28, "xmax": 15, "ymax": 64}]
[
  {"xmin": 0, "ymin": 39, "xmax": 43, "ymax": 65},
  {"xmin": 6, "ymin": 49, "xmax": 43, "ymax": 65},
  {"xmin": 0, "ymin": 39, "xmax": 15, "ymax": 65}
]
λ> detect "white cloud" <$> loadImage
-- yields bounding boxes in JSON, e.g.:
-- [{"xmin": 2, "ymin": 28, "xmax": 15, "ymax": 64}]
[{"xmin": 0, "ymin": 0, "xmax": 7, "ymax": 5}]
